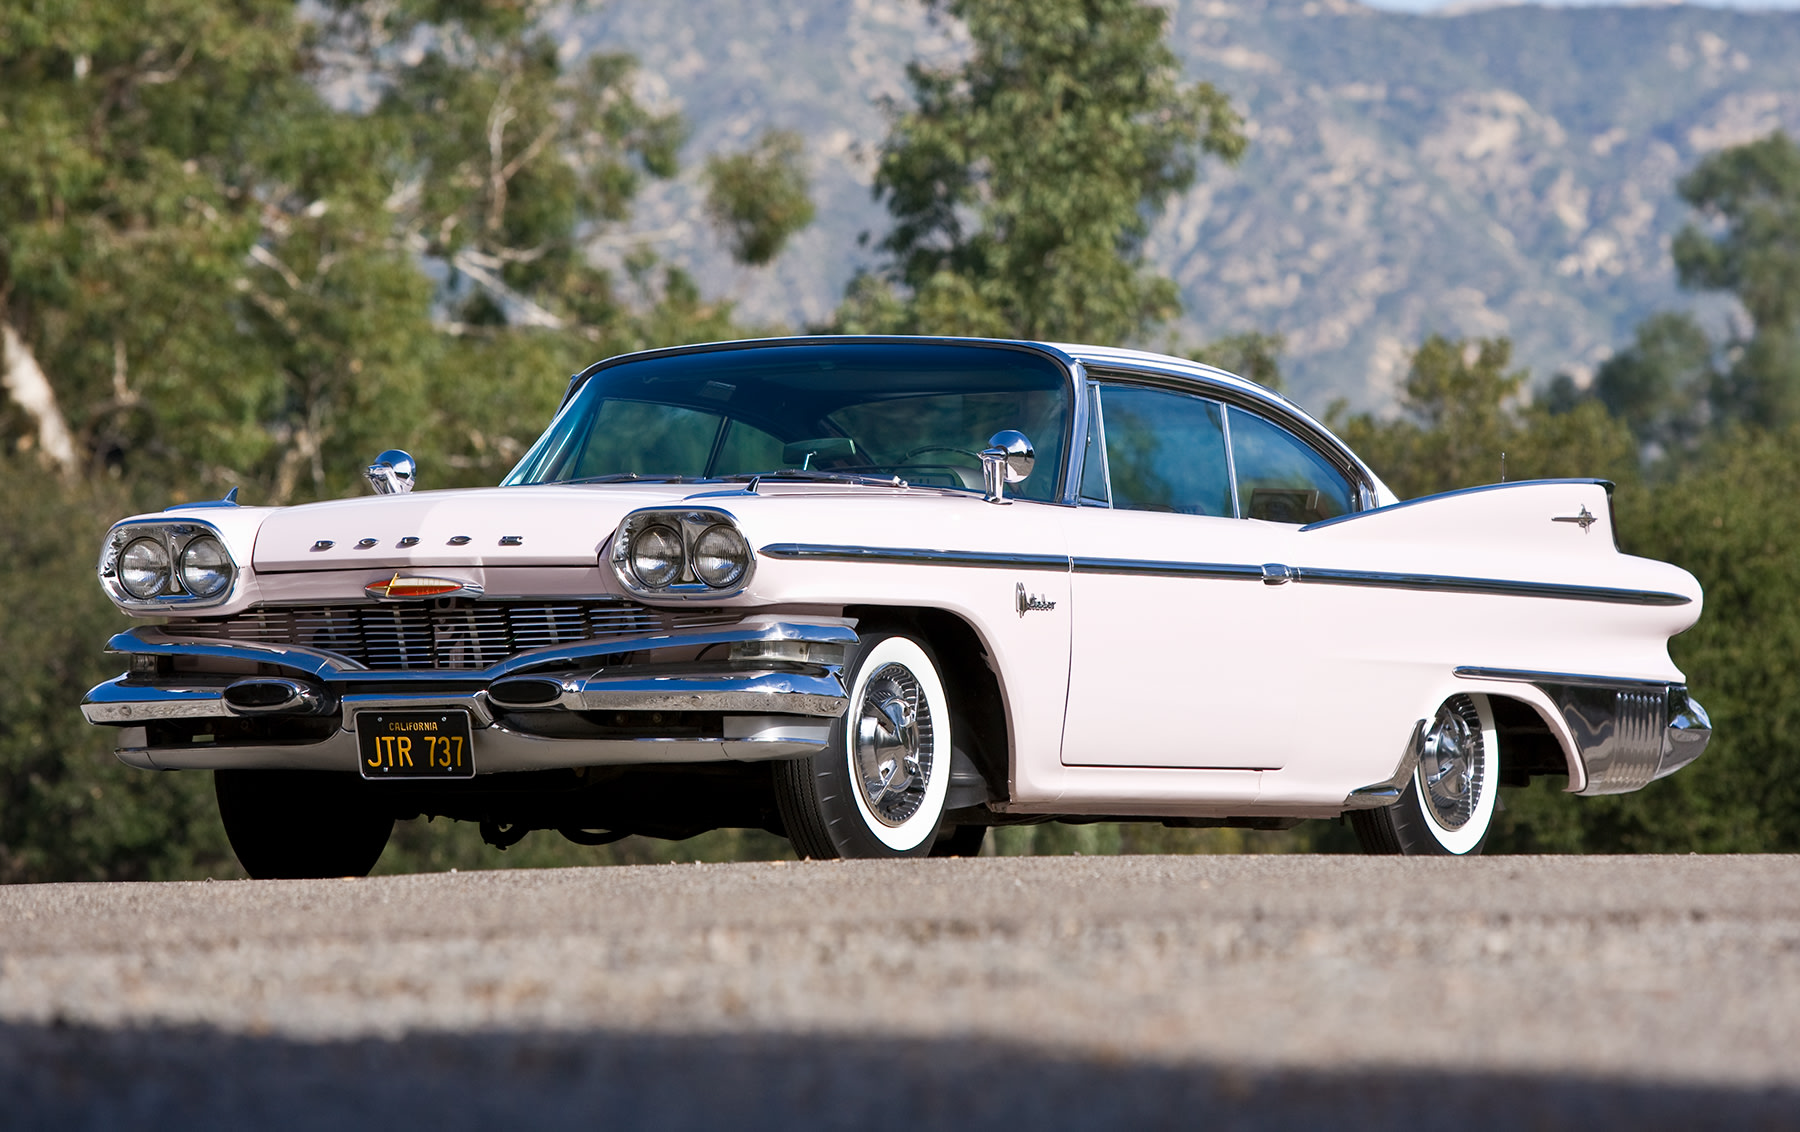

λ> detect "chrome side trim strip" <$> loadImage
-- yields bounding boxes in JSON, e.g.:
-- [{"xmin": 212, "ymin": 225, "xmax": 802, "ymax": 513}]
[
  {"xmin": 760, "ymin": 543, "xmax": 1687, "ymax": 605},
  {"xmin": 1453, "ymin": 666, "xmax": 1677, "ymax": 689},
  {"xmin": 1293, "ymin": 568, "xmax": 1689, "ymax": 606},
  {"xmin": 1071, "ymin": 557, "xmax": 1263, "ymax": 581},
  {"xmin": 759, "ymin": 544, "xmax": 1070, "ymax": 570}
]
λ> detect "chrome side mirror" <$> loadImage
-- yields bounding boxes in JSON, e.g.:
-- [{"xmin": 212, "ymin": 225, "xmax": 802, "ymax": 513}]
[
  {"xmin": 980, "ymin": 431, "xmax": 1034, "ymax": 504},
  {"xmin": 366, "ymin": 449, "xmax": 416, "ymax": 495}
]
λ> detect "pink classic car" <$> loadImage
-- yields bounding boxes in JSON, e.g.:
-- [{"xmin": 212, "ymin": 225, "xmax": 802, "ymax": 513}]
[{"xmin": 83, "ymin": 338, "xmax": 1710, "ymax": 876}]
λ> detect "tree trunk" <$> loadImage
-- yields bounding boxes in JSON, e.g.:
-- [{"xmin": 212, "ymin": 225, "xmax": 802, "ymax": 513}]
[{"xmin": 1, "ymin": 320, "xmax": 78, "ymax": 478}]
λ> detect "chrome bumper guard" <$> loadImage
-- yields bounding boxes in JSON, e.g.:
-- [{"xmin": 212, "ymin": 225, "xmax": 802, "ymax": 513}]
[
  {"xmin": 1345, "ymin": 678, "xmax": 1713, "ymax": 808},
  {"xmin": 83, "ymin": 620, "xmax": 855, "ymax": 773},
  {"xmin": 1446, "ymin": 669, "xmax": 1712, "ymax": 797}
]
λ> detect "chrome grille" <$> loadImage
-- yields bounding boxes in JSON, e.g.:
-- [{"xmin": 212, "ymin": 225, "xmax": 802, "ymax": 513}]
[{"xmin": 168, "ymin": 600, "xmax": 734, "ymax": 671}]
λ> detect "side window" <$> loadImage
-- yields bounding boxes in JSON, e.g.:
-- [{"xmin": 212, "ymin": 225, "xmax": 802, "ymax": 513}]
[
  {"xmin": 1096, "ymin": 385, "xmax": 1233, "ymax": 517},
  {"xmin": 1227, "ymin": 409, "xmax": 1355, "ymax": 524}
]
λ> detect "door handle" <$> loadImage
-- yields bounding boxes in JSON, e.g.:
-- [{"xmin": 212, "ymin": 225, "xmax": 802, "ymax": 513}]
[{"xmin": 1261, "ymin": 563, "xmax": 1293, "ymax": 586}]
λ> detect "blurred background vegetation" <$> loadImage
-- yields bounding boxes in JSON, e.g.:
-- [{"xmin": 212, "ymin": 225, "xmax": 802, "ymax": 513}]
[{"xmin": 4, "ymin": 0, "xmax": 1799, "ymax": 881}]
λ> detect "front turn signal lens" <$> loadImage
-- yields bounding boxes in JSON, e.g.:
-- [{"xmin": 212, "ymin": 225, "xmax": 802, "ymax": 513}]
[{"xmin": 119, "ymin": 537, "xmax": 171, "ymax": 599}]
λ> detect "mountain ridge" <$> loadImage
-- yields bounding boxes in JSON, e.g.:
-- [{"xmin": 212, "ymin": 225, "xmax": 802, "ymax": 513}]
[{"xmin": 560, "ymin": 0, "xmax": 1800, "ymax": 410}]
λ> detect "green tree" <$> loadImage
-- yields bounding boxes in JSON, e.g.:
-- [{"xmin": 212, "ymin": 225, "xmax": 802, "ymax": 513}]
[
  {"xmin": 704, "ymin": 129, "xmax": 816, "ymax": 267},
  {"xmin": 1672, "ymin": 130, "xmax": 1800, "ymax": 428},
  {"xmin": 1333, "ymin": 335, "xmax": 1636, "ymax": 499},
  {"xmin": 1590, "ymin": 311, "xmax": 1716, "ymax": 459},
  {"xmin": 839, "ymin": 0, "xmax": 1245, "ymax": 343}
]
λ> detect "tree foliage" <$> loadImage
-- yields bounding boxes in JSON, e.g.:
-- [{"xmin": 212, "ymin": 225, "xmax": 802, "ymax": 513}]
[
  {"xmin": 703, "ymin": 129, "xmax": 815, "ymax": 267},
  {"xmin": 1332, "ymin": 335, "xmax": 1636, "ymax": 499},
  {"xmin": 840, "ymin": 0, "xmax": 1245, "ymax": 343}
]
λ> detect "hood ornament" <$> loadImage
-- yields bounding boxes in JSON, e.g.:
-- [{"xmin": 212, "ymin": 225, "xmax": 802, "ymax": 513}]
[
  {"xmin": 364, "ymin": 574, "xmax": 482, "ymax": 601},
  {"xmin": 366, "ymin": 450, "xmax": 416, "ymax": 495}
]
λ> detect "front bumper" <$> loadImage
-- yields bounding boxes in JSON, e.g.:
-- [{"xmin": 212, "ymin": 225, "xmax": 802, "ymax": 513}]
[{"xmin": 83, "ymin": 619, "xmax": 854, "ymax": 774}]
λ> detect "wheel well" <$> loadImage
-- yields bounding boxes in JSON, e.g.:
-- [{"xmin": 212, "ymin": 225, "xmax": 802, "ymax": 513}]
[
  {"xmin": 844, "ymin": 605, "xmax": 1009, "ymax": 801},
  {"xmin": 1486, "ymin": 694, "xmax": 1571, "ymax": 787}
]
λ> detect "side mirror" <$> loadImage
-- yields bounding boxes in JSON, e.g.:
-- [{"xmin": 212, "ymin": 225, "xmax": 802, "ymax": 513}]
[
  {"xmin": 366, "ymin": 449, "xmax": 416, "ymax": 495},
  {"xmin": 980, "ymin": 431, "xmax": 1034, "ymax": 504}
]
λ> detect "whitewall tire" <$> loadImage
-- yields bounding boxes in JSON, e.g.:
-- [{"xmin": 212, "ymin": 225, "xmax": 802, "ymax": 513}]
[
  {"xmin": 1350, "ymin": 693, "xmax": 1499, "ymax": 857},
  {"xmin": 774, "ymin": 633, "xmax": 953, "ymax": 858}
]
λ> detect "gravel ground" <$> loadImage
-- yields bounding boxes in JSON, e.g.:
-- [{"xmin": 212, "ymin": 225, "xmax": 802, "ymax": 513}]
[{"xmin": 3, "ymin": 854, "xmax": 1798, "ymax": 1129}]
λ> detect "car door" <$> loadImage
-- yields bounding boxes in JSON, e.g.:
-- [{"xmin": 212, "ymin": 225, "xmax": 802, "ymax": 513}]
[{"xmin": 1060, "ymin": 380, "xmax": 1358, "ymax": 770}]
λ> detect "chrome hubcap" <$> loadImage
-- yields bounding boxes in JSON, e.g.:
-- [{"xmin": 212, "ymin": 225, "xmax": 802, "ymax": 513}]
[
  {"xmin": 1418, "ymin": 696, "xmax": 1484, "ymax": 831},
  {"xmin": 852, "ymin": 664, "xmax": 934, "ymax": 826}
]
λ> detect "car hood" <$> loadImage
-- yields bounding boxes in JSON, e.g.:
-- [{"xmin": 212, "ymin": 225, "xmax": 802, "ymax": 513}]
[{"xmin": 245, "ymin": 484, "xmax": 700, "ymax": 572}]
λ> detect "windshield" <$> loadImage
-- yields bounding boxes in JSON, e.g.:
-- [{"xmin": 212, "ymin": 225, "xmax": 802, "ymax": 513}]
[{"xmin": 503, "ymin": 342, "xmax": 1073, "ymax": 502}]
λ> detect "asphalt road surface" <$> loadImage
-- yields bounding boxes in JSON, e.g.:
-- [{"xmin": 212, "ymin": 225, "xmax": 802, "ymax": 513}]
[{"xmin": 4, "ymin": 854, "xmax": 1798, "ymax": 1129}]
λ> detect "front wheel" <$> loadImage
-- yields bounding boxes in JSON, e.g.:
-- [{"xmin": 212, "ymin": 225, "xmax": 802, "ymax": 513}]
[
  {"xmin": 775, "ymin": 633, "xmax": 954, "ymax": 859},
  {"xmin": 1350, "ymin": 694, "xmax": 1498, "ymax": 856},
  {"xmin": 215, "ymin": 770, "xmax": 395, "ymax": 879}
]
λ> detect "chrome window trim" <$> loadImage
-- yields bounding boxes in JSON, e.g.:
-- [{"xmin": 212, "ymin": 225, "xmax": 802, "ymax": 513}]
[
  {"xmin": 1075, "ymin": 380, "xmax": 1113, "ymax": 507},
  {"xmin": 1078, "ymin": 362, "xmax": 1376, "ymax": 510},
  {"xmin": 1218, "ymin": 403, "xmax": 1243, "ymax": 520}
]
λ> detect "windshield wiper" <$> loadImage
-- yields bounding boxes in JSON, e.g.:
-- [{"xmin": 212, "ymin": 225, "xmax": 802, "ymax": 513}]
[
  {"xmin": 719, "ymin": 470, "xmax": 908, "ymax": 491},
  {"xmin": 560, "ymin": 472, "xmax": 692, "ymax": 485}
]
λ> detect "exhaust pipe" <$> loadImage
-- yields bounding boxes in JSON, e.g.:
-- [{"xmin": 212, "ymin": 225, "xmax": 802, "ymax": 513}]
[{"xmin": 223, "ymin": 677, "xmax": 329, "ymax": 716}]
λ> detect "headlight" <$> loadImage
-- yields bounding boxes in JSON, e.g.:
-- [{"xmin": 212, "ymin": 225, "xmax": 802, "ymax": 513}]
[
  {"xmin": 119, "ymin": 538, "xmax": 171, "ymax": 599},
  {"xmin": 630, "ymin": 525, "xmax": 684, "ymax": 588},
  {"xmin": 692, "ymin": 524, "xmax": 749, "ymax": 588},
  {"xmin": 179, "ymin": 536, "xmax": 233, "ymax": 598},
  {"xmin": 608, "ymin": 507, "xmax": 756, "ymax": 598}
]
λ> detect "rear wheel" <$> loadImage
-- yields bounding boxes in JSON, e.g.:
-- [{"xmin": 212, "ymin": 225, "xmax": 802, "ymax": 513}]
[
  {"xmin": 775, "ymin": 633, "xmax": 953, "ymax": 859},
  {"xmin": 215, "ymin": 770, "xmax": 394, "ymax": 879},
  {"xmin": 1350, "ymin": 694, "xmax": 1498, "ymax": 856}
]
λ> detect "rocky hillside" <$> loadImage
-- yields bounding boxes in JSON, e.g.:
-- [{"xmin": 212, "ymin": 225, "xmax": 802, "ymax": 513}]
[{"xmin": 557, "ymin": 0, "xmax": 1800, "ymax": 410}]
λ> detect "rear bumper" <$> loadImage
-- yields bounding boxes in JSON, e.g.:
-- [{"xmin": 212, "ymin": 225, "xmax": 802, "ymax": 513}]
[
  {"xmin": 1453, "ymin": 668, "xmax": 1713, "ymax": 796},
  {"xmin": 83, "ymin": 620, "xmax": 853, "ymax": 774}
]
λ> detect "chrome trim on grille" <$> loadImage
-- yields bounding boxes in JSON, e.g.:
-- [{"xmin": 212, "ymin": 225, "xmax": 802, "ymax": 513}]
[{"xmin": 163, "ymin": 599, "xmax": 725, "ymax": 671}]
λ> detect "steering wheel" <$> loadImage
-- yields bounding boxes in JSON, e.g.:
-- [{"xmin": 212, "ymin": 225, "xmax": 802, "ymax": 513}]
[{"xmin": 899, "ymin": 445, "xmax": 983, "ymax": 465}]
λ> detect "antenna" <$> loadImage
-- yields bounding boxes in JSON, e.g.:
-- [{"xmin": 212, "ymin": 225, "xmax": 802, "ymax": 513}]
[{"xmin": 1500, "ymin": 452, "xmax": 1507, "ymax": 483}]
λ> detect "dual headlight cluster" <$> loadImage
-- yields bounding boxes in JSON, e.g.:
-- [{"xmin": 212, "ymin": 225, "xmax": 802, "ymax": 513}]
[
  {"xmin": 100, "ymin": 523, "xmax": 237, "ymax": 607},
  {"xmin": 610, "ymin": 508, "xmax": 753, "ymax": 597}
]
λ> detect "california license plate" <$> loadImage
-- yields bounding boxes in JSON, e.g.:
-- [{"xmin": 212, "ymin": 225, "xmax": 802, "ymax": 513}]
[{"xmin": 356, "ymin": 711, "xmax": 475, "ymax": 779}]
